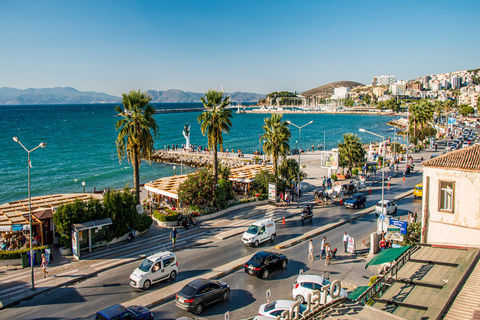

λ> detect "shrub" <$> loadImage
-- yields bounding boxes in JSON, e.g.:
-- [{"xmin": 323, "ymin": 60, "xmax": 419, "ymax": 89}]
[
  {"xmin": 178, "ymin": 168, "xmax": 216, "ymax": 208},
  {"xmin": 153, "ymin": 209, "xmax": 178, "ymax": 222},
  {"xmin": 0, "ymin": 246, "xmax": 49, "ymax": 260},
  {"xmin": 352, "ymin": 168, "xmax": 359, "ymax": 175},
  {"xmin": 135, "ymin": 214, "xmax": 153, "ymax": 233},
  {"xmin": 331, "ymin": 174, "xmax": 338, "ymax": 181}
]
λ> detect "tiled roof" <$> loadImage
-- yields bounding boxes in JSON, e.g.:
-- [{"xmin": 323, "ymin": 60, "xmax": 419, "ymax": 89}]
[{"xmin": 422, "ymin": 144, "xmax": 480, "ymax": 171}]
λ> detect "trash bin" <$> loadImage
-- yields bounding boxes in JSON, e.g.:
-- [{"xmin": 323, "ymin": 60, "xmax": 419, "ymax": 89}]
[
  {"xmin": 34, "ymin": 249, "xmax": 42, "ymax": 265},
  {"xmin": 21, "ymin": 252, "xmax": 29, "ymax": 268}
]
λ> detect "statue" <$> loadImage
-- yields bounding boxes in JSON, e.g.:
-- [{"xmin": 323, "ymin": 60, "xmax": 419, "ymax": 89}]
[{"xmin": 183, "ymin": 123, "xmax": 191, "ymax": 150}]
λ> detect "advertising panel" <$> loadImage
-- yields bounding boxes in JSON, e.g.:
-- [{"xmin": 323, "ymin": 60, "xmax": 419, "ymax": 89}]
[
  {"xmin": 320, "ymin": 151, "xmax": 339, "ymax": 170},
  {"xmin": 268, "ymin": 182, "xmax": 277, "ymax": 204},
  {"xmin": 390, "ymin": 218, "xmax": 408, "ymax": 235}
]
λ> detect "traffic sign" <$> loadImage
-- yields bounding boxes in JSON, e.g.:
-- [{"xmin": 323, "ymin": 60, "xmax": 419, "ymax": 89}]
[
  {"xmin": 225, "ymin": 311, "xmax": 229, "ymax": 320},
  {"xmin": 379, "ymin": 212, "xmax": 385, "ymax": 221}
]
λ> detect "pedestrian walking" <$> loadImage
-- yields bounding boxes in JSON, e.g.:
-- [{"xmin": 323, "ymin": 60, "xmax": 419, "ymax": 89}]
[
  {"xmin": 308, "ymin": 239, "xmax": 314, "ymax": 260},
  {"xmin": 320, "ymin": 237, "xmax": 326, "ymax": 260},
  {"xmin": 285, "ymin": 192, "xmax": 290, "ymax": 208},
  {"xmin": 379, "ymin": 237, "xmax": 387, "ymax": 251},
  {"xmin": 280, "ymin": 192, "xmax": 285, "ymax": 207},
  {"xmin": 343, "ymin": 232, "xmax": 349, "ymax": 253},
  {"xmin": 325, "ymin": 243, "xmax": 331, "ymax": 265},
  {"xmin": 170, "ymin": 227, "xmax": 178, "ymax": 250},
  {"xmin": 41, "ymin": 253, "xmax": 48, "ymax": 278}
]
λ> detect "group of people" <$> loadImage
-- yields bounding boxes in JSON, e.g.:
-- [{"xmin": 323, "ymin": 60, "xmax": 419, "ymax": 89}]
[
  {"xmin": 307, "ymin": 233, "xmax": 350, "ymax": 266},
  {"xmin": 279, "ymin": 188, "xmax": 296, "ymax": 207},
  {"xmin": 1, "ymin": 231, "xmax": 28, "ymax": 251},
  {"xmin": 379, "ymin": 236, "xmax": 393, "ymax": 251}
]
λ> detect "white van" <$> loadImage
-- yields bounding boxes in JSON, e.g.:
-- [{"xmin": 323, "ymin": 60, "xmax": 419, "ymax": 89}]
[
  {"xmin": 130, "ymin": 251, "xmax": 178, "ymax": 290},
  {"xmin": 242, "ymin": 219, "xmax": 276, "ymax": 247}
]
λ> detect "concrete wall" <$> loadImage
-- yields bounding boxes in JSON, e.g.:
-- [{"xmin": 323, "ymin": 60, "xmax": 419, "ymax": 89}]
[{"xmin": 423, "ymin": 167, "xmax": 480, "ymax": 247}]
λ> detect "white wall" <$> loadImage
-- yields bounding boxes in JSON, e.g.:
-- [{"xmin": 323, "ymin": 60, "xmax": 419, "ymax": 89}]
[{"xmin": 423, "ymin": 167, "xmax": 480, "ymax": 247}]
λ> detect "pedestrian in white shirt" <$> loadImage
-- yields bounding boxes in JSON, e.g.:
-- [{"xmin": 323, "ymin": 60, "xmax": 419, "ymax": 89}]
[
  {"xmin": 343, "ymin": 232, "xmax": 349, "ymax": 253},
  {"xmin": 320, "ymin": 237, "xmax": 326, "ymax": 260}
]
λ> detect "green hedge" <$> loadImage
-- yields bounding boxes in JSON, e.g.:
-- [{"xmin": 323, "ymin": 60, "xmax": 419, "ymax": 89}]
[
  {"xmin": 135, "ymin": 214, "xmax": 153, "ymax": 233},
  {"xmin": 0, "ymin": 246, "xmax": 49, "ymax": 260},
  {"xmin": 153, "ymin": 209, "xmax": 178, "ymax": 222}
]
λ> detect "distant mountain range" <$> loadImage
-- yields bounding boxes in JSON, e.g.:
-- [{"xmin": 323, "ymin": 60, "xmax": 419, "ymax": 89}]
[{"xmin": 0, "ymin": 87, "xmax": 266, "ymax": 105}]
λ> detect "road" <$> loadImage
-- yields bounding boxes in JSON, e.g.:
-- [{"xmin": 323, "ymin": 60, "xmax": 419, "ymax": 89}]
[{"xmin": 1, "ymin": 170, "xmax": 423, "ymax": 320}]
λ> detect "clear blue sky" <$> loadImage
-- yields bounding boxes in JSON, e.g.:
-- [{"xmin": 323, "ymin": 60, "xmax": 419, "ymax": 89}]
[{"xmin": 1, "ymin": 0, "xmax": 479, "ymax": 96}]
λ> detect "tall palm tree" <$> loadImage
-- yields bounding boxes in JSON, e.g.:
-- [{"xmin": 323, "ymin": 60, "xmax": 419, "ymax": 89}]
[
  {"xmin": 338, "ymin": 133, "xmax": 364, "ymax": 172},
  {"xmin": 197, "ymin": 90, "xmax": 233, "ymax": 185},
  {"xmin": 115, "ymin": 90, "xmax": 159, "ymax": 203},
  {"xmin": 261, "ymin": 113, "xmax": 291, "ymax": 177}
]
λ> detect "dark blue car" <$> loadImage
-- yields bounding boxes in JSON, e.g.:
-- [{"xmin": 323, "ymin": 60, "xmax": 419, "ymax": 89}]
[
  {"xmin": 95, "ymin": 304, "xmax": 153, "ymax": 320},
  {"xmin": 344, "ymin": 193, "xmax": 366, "ymax": 209}
]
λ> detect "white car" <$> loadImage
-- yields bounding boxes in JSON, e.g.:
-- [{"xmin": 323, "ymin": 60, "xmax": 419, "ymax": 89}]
[
  {"xmin": 292, "ymin": 274, "xmax": 348, "ymax": 304},
  {"xmin": 375, "ymin": 200, "xmax": 397, "ymax": 216},
  {"xmin": 130, "ymin": 251, "xmax": 178, "ymax": 290},
  {"xmin": 258, "ymin": 300, "xmax": 306, "ymax": 319}
]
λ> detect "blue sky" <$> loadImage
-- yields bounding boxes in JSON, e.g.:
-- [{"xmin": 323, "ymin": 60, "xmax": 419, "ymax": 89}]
[{"xmin": 0, "ymin": 0, "xmax": 479, "ymax": 96}]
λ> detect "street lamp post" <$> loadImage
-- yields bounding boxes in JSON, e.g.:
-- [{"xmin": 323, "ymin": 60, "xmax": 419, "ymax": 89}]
[
  {"xmin": 287, "ymin": 120, "xmax": 313, "ymax": 206},
  {"xmin": 359, "ymin": 129, "xmax": 386, "ymax": 230},
  {"xmin": 82, "ymin": 181, "xmax": 85, "ymax": 193},
  {"xmin": 12, "ymin": 137, "xmax": 47, "ymax": 291}
]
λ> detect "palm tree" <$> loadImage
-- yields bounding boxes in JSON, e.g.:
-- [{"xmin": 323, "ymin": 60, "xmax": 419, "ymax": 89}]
[
  {"xmin": 338, "ymin": 133, "xmax": 364, "ymax": 173},
  {"xmin": 261, "ymin": 113, "xmax": 291, "ymax": 176},
  {"xmin": 197, "ymin": 90, "xmax": 233, "ymax": 185},
  {"xmin": 115, "ymin": 90, "xmax": 159, "ymax": 203}
]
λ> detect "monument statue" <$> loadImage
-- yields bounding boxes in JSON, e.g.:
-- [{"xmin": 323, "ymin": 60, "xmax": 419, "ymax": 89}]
[{"xmin": 183, "ymin": 123, "xmax": 191, "ymax": 150}]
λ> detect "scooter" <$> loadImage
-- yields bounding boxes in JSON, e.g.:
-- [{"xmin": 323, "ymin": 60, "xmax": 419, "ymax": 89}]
[
  {"xmin": 301, "ymin": 205, "xmax": 313, "ymax": 223},
  {"xmin": 188, "ymin": 214, "xmax": 197, "ymax": 227}
]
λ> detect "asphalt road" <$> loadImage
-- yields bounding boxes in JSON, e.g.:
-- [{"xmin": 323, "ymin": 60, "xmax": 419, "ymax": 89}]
[{"xmin": 1, "ymin": 170, "xmax": 423, "ymax": 320}]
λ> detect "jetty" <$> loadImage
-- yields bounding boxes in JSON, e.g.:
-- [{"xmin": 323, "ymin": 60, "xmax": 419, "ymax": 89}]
[{"xmin": 150, "ymin": 150, "xmax": 257, "ymax": 168}]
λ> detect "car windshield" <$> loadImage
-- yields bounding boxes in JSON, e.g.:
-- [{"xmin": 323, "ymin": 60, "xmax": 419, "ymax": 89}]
[
  {"xmin": 139, "ymin": 259, "xmax": 154, "ymax": 272},
  {"xmin": 246, "ymin": 225, "xmax": 259, "ymax": 235},
  {"xmin": 180, "ymin": 284, "xmax": 197, "ymax": 297}
]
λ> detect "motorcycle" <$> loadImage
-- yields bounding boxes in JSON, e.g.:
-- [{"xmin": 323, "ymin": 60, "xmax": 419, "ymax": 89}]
[
  {"xmin": 188, "ymin": 214, "xmax": 197, "ymax": 227},
  {"xmin": 301, "ymin": 205, "xmax": 313, "ymax": 223},
  {"xmin": 177, "ymin": 214, "xmax": 196, "ymax": 229}
]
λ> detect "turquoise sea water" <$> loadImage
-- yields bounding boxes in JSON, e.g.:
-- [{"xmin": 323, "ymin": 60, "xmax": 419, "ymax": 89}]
[{"xmin": 0, "ymin": 103, "xmax": 398, "ymax": 204}]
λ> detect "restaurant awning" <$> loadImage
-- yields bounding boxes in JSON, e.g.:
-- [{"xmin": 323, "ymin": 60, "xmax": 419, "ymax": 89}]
[
  {"xmin": 366, "ymin": 246, "xmax": 411, "ymax": 268},
  {"xmin": 347, "ymin": 286, "xmax": 370, "ymax": 301}
]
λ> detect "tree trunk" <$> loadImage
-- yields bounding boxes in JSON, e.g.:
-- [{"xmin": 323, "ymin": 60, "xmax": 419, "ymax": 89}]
[
  {"xmin": 133, "ymin": 147, "xmax": 140, "ymax": 204},
  {"xmin": 213, "ymin": 141, "xmax": 218, "ymax": 185}
]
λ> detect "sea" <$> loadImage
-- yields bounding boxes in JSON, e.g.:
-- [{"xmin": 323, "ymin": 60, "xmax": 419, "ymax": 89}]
[{"xmin": 0, "ymin": 103, "xmax": 401, "ymax": 204}]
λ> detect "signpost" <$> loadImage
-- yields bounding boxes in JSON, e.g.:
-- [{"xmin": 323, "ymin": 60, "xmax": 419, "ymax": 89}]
[
  {"xmin": 347, "ymin": 237, "xmax": 356, "ymax": 254},
  {"xmin": 266, "ymin": 289, "xmax": 271, "ymax": 303},
  {"xmin": 389, "ymin": 218, "xmax": 408, "ymax": 235},
  {"xmin": 268, "ymin": 182, "xmax": 277, "ymax": 205}
]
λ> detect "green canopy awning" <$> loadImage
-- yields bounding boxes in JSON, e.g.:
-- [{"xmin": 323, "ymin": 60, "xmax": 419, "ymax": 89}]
[
  {"xmin": 366, "ymin": 246, "xmax": 411, "ymax": 268},
  {"xmin": 347, "ymin": 286, "xmax": 370, "ymax": 301}
]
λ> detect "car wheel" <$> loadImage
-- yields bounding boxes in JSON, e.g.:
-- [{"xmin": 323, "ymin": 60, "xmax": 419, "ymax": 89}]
[
  {"xmin": 261, "ymin": 269, "xmax": 269, "ymax": 279},
  {"xmin": 169, "ymin": 270, "xmax": 177, "ymax": 281},
  {"xmin": 295, "ymin": 295, "xmax": 305, "ymax": 304},
  {"xmin": 222, "ymin": 290, "xmax": 230, "ymax": 301},
  {"xmin": 281, "ymin": 260, "xmax": 287, "ymax": 269},
  {"xmin": 143, "ymin": 280, "xmax": 151, "ymax": 290},
  {"xmin": 194, "ymin": 303, "xmax": 204, "ymax": 315},
  {"xmin": 254, "ymin": 240, "xmax": 259, "ymax": 247},
  {"xmin": 270, "ymin": 234, "xmax": 275, "ymax": 242}
]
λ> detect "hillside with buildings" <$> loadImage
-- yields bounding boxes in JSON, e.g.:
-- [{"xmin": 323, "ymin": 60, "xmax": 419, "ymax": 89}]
[{"xmin": 301, "ymin": 81, "xmax": 364, "ymax": 99}]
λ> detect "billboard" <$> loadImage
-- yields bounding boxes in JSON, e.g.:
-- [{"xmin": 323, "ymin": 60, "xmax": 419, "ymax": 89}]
[
  {"xmin": 390, "ymin": 218, "xmax": 408, "ymax": 235},
  {"xmin": 268, "ymin": 182, "xmax": 277, "ymax": 204},
  {"xmin": 321, "ymin": 151, "xmax": 339, "ymax": 170}
]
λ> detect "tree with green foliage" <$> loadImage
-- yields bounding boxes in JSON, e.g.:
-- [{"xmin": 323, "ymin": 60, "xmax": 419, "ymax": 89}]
[
  {"xmin": 385, "ymin": 98, "xmax": 401, "ymax": 112},
  {"xmin": 364, "ymin": 93, "xmax": 371, "ymax": 105},
  {"xmin": 102, "ymin": 186, "xmax": 140, "ymax": 238},
  {"xmin": 390, "ymin": 142, "xmax": 404, "ymax": 154},
  {"xmin": 338, "ymin": 133, "xmax": 365, "ymax": 174},
  {"xmin": 460, "ymin": 105, "xmax": 475, "ymax": 116},
  {"xmin": 197, "ymin": 90, "xmax": 233, "ymax": 185},
  {"xmin": 278, "ymin": 158, "xmax": 305, "ymax": 187},
  {"xmin": 261, "ymin": 113, "xmax": 291, "ymax": 177},
  {"xmin": 115, "ymin": 90, "xmax": 159, "ymax": 203},
  {"xmin": 177, "ymin": 168, "xmax": 216, "ymax": 209},
  {"xmin": 251, "ymin": 169, "xmax": 286, "ymax": 196},
  {"xmin": 344, "ymin": 99, "xmax": 355, "ymax": 107},
  {"xmin": 401, "ymin": 222, "xmax": 421, "ymax": 246}
]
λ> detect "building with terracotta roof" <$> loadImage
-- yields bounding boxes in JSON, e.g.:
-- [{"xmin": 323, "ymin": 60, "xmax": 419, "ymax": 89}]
[{"xmin": 421, "ymin": 144, "xmax": 480, "ymax": 247}]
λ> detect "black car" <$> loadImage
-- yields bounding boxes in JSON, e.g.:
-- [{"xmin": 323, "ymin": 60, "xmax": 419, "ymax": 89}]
[
  {"xmin": 344, "ymin": 193, "xmax": 366, "ymax": 209},
  {"xmin": 175, "ymin": 278, "xmax": 230, "ymax": 315},
  {"xmin": 95, "ymin": 304, "xmax": 153, "ymax": 320},
  {"xmin": 244, "ymin": 250, "xmax": 288, "ymax": 280}
]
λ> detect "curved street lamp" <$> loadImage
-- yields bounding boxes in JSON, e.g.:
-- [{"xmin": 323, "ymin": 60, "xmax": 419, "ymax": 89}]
[{"xmin": 13, "ymin": 137, "xmax": 47, "ymax": 291}]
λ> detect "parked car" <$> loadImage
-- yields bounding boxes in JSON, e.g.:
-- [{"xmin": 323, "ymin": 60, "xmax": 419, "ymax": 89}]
[
  {"xmin": 130, "ymin": 251, "xmax": 178, "ymax": 290},
  {"xmin": 292, "ymin": 274, "xmax": 348, "ymax": 304},
  {"xmin": 413, "ymin": 183, "xmax": 423, "ymax": 198},
  {"xmin": 175, "ymin": 278, "xmax": 230, "ymax": 315},
  {"xmin": 245, "ymin": 251, "xmax": 288, "ymax": 279},
  {"xmin": 375, "ymin": 200, "xmax": 397, "ymax": 216},
  {"xmin": 344, "ymin": 193, "xmax": 366, "ymax": 209},
  {"xmin": 258, "ymin": 300, "xmax": 306, "ymax": 318},
  {"xmin": 95, "ymin": 304, "xmax": 153, "ymax": 320}
]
